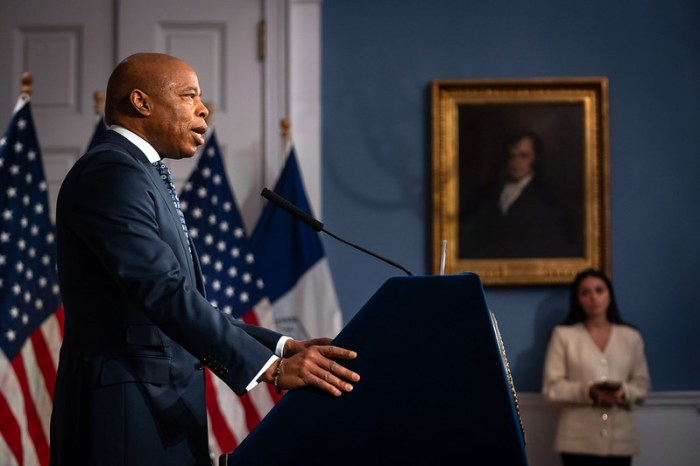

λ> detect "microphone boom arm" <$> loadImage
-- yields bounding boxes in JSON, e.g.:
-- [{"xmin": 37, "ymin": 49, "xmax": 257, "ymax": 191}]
[{"xmin": 261, "ymin": 188, "xmax": 412, "ymax": 276}]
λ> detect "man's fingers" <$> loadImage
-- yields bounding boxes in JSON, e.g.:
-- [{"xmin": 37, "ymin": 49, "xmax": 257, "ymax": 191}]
[{"xmin": 321, "ymin": 345, "xmax": 357, "ymax": 360}]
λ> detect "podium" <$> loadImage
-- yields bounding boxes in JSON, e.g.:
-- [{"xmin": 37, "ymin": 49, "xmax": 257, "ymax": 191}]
[{"xmin": 221, "ymin": 273, "xmax": 527, "ymax": 466}]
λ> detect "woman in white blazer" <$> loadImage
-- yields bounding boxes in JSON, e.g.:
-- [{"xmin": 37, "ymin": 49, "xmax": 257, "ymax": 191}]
[{"xmin": 542, "ymin": 269, "xmax": 650, "ymax": 466}]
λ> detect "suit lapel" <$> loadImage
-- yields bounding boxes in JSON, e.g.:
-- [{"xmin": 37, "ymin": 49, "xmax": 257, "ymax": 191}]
[{"xmin": 98, "ymin": 132, "xmax": 199, "ymax": 286}]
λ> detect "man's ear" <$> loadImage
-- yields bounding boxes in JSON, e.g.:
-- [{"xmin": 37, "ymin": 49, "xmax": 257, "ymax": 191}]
[{"xmin": 130, "ymin": 89, "xmax": 151, "ymax": 116}]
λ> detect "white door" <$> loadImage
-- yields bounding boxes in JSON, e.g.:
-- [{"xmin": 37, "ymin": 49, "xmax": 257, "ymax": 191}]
[
  {"xmin": 0, "ymin": 0, "xmax": 115, "ymax": 222},
  {"xmin": 0, "ymin": 0, "xmax": 271, "ymax": 231},
  {"xmin": 117, "ymin": 0, "xmax": 267, "ymax": 230}
]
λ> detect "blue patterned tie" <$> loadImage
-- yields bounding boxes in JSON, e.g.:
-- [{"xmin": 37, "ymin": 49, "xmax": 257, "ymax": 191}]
[{"xmin": 153, "ymin": 160, "xmax": 191, "ymax": 244}]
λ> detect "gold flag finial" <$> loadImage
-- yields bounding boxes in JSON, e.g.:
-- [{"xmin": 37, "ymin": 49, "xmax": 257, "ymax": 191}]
[
  {"xmin": 93, "ymin": 90, "xmax": 105, "ymax": 115},
  {"xmin": 280, "ymin": 118, "xmax": 291, "ymax": 142},
  {"xmin": 21, "ymin": 72, "xmax": 33, "ymax": 95}
]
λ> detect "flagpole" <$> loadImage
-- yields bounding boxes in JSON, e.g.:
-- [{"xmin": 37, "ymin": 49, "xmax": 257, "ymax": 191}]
[
  {"xmin": 93, "ymin": 90, "xmax": 105, "ymax": 118},
  {"xmin": 13, "ymin": 72, "xmax": 32, "ymax": 112},
  {"xmin": 21, "ymin": 71, "xmax": 32, "ymax": 94},
  {"xmin": 280, "ymin": 118, "xmax": 291, "ymax": 156}
]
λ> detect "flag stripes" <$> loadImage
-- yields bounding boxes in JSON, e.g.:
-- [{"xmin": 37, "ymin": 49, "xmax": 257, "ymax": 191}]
[{"xmin": 1, "ymin": 95, "xmax": 63, "ymax": 466}]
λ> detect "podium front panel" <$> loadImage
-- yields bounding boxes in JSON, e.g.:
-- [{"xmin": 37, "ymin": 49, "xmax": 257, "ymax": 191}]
[{"xmin": 223, "ymin": 273, "xmax": 528, "ymax": 466}]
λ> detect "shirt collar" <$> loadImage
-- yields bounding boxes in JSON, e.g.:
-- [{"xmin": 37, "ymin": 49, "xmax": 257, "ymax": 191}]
[{"xmin": 109, "ymin": 125, "xmax": 162, "ymax": 164}]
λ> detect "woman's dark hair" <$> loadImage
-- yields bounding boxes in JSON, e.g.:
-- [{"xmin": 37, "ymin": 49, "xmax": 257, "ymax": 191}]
[{"xmin": 562, "ymin": 268, "xmax": 627, "ymax": 326}]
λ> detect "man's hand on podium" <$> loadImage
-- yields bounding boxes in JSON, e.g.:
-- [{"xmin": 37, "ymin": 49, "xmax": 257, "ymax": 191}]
[{"xmin": 260, "ymin": 338, "xmax": 360, "ymax": 397}]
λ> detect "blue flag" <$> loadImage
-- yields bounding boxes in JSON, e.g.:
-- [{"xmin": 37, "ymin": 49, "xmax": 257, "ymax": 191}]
[
  {"xmin": 250, "ymin": 146, "xmax": 341, "ymax": 340},
  {"xmin": 86, "ymin": 116, "xmax": 108, "ymax": 151}
]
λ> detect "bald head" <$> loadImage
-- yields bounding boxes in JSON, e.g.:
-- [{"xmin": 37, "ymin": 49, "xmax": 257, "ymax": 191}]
[{"xmin": 104, "ymin": 53, "xmax": 192, "ymax": 126}]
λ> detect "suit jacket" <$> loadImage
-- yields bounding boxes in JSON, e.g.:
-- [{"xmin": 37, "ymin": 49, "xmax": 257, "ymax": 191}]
[
  {"xmin": 49, "ymin": 131, "xmax": 282, "ymax": 466},
  {"xmin": 542, "ymin": 323, "xmax": 651, "ymax": 456}
]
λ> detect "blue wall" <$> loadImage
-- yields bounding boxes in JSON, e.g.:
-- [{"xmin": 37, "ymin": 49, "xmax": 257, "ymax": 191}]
[{"xmin": 321, "ymin": 0, "xmax": 700, "ymax": 391}]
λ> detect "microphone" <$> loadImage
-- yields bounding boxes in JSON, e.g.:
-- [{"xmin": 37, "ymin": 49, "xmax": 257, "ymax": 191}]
[{"xmin": 261, "ymin": 188, "xmax": 412, "ymax": 276}]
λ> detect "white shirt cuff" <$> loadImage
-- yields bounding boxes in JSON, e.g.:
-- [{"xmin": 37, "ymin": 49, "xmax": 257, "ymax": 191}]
[
  {"xmin": 246, "ymin": 355, "xmax": 278, "ymax": 392},
  {"xmin": 245, "ymin": 336, "xmax": 292, "ymax": 392}
]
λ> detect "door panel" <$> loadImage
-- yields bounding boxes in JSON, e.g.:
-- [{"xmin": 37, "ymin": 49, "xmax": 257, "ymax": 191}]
[{"xmin": 0, "ymin": 0, "xmax": 114, "ymax": 221}]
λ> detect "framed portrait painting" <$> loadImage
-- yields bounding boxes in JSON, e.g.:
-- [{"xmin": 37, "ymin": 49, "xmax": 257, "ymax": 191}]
[{"xmin": 431, "ymin": 78, "xmax": 610, "ymax": 285}]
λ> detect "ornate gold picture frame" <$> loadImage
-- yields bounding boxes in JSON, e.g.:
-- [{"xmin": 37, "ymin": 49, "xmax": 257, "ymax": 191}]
[{"xmin": 431, "ymin": 78, "xmax": 610, "ymax": 285}]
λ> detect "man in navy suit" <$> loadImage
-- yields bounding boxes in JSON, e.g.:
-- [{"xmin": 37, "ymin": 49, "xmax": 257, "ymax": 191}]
[{"xmin": 49, "ymin": 53, "xmax": 360, "ymax": 466}]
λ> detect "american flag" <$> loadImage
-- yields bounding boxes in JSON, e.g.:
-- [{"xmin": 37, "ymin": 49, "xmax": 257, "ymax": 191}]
[
  {"xmin": 0, "ymin": 95, "xmax": 64, "ymax": 466},
  {"xmin": 178, "ymin": 130, "xmax": 282, "ymax": 459}
]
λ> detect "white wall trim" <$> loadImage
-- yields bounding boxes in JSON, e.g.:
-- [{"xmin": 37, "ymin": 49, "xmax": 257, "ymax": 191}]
[{"xmin": 263, "ymin": 0, "xmax": 322, "ymax": 217}]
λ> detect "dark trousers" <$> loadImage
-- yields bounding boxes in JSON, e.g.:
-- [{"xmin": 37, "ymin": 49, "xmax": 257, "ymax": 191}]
[{"xmin": 561, "ymin": 453, "xmax": 632, "ymax": 466}]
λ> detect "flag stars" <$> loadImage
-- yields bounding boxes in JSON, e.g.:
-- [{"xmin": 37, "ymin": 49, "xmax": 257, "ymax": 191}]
[
  {"xmin": 14, "ymin": 141, "xmax": 24, "ymax": 153},
  {"xmin": 204, "ymin": 234, "xmax": 214, "ymax": 245},
  {"xmin": 30, "ymin": 225, "xmax": 39, "ymax": 236},
  {"xmin": 0, "ymin": 255, "xmax": 5, "ymax": 265},
  {"xmin": 1, "ymin": 232, "xmax": 10, "ymax": 243},
  {"xmin": 201, "ymin": 254, "xmax": 211, "ymax": 265},
  {"xmin": 197, "ymin": 187, "xmax": 207, "ymax": 198},
  {"xmin": 219, "ymin": 221, "xmax": 229, "ymax": 232},
  {"xmin": 42, "ymin": 255, "xmax": 50, "ymax": 266},
  {"xmin": 22, "ymin": 196, "xmax": 30, "ymax": 206},
  {"xmin": 230, "ymin": 247, "xmax": 240, "ymax": 258},
  {"xmin": 46, "ymin": 233, "xmax": 54, "ymax": 243},
  {"xmin": 25, "ymin": 173, "xmax": 33, "ymax": 184},
  {"xmin": 35, "ymin": 299, "xmax": 43, "ymax": 310},
  {"xmin": 214, "ymin": 261, "xmax": 223, "ymax": 272},
  {"xmin": 201, "ymin": 167, "xmax": 211, "ymax": 178},
  {"xmin": 225, "ymin": 286, "xmax": 234, "ymax": 297},
  {"xmin": 18, "ymin": 239, "xmax": 26, "ymax": 250},
  {"xmin": 239, "ymin": 292, "xmax": 249, "ymax": 303},
  {"xmin": 234, "ymin": 228, "xmax": 244, "ymax": 239},
  {"xmin": 5, "ymin": 329, "xmax": 17, "ymax": 342},
  {"xmin": 242, "ymin": 273, "xmax": 251, "ymax": 283},
  {"xmin": 12, "ymin": 284, "xmax": 21, "ymax": 295},
  {"xmin": 10, "ymin": 164, "xmax": 20, "ymax": 175},
  {"xmin": 192, "ymin": 207, "xmax": 203, "ymax": 219},
  {"xmin": 20, "ymin": 217, "xmax": 28, "ymax": 228},
  {"xmin": 256, "ymin": 279, "xmax": 264, "ymax": 289},
  {"xmin": 213, "ymin": 174, "xmax": 222, "ymax": 185},
  {"xmin": 10, "ymin": 307, "xmax": 19, "ymax": 318},
  {"xmin": 245, "ymin": 253, "xmax": 254, "ymax": 264},
  {"xmin": 208, "ymin": 215, "xmax": 216, "ymax": 225},
  {"xmin": 228, "ymin": 267, "xmax": 237, "ymax": 278},
  {"xmin": 27, "ymin": 150, "xmax": 36, "ymax": 161},
  {"xmin": 52, "ymin": 284, "xmax": 60, "ymax": 295},
  {"xmin": 38, "ymin": 277, "xmax": 47, "ymax": 288},
  {"xmin": 223, "ymin": 202, "xmax": 232, "ymax": 212},
  {"xmin": 216, "ymin": 241, "xmax": 226, "ymax": 252},
  {"xmin": 34, "ymin": 203, "xmax": 44, "ymax": 215},
  {"xmin": 16, "ymin": 118, "xmax": 27, "ymax": 130},
  {"xmin": 212, "ymin": 280, "xmax": 221, "ymax": 291},
  {"xmin": 6, "ymin": 186, "xmax": 17, "ymax": 198},
  {"xmin": 189, "ymin": 227, "xmax": 199, "ymax": 239},
  {"xmin": 2, "ymin": 209, "xmax": 11, "ymax": 220}
]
